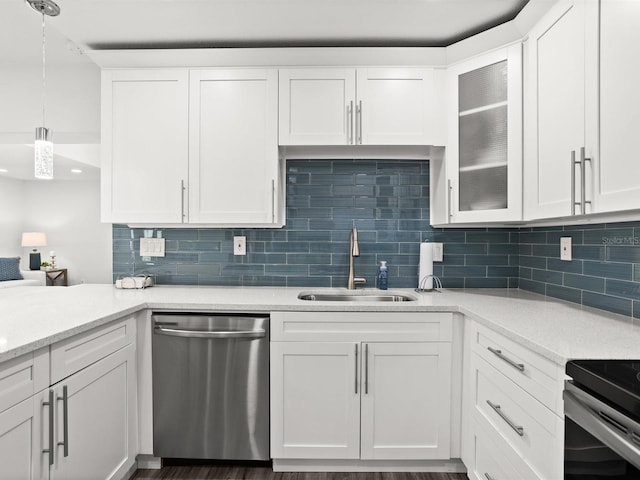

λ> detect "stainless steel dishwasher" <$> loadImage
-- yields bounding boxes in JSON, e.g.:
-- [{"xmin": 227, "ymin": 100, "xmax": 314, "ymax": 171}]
[{"xmin": 152, "ymin": 312, "xmax": 269, "ymax": 460}]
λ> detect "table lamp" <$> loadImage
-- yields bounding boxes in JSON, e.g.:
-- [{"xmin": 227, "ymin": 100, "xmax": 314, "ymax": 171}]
[{"xmin": 21, "ymin": 232, "xmax": 47, "ymax": 270}]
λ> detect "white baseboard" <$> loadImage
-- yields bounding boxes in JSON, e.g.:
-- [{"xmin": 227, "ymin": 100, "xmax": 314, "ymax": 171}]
[
  {"xmin": 136, "ymin": 454, "xmax": 162, "ymax": 469},
  {"xmin": 272, "ymin": 458, "xmax": 466, "ymax": 473}
]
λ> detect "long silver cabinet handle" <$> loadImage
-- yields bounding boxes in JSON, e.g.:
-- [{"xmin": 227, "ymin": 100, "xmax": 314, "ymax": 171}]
[
  {"xmin": 487, "ymin": 346, "xmax": 525, "ymax": 372},
  {"xmin": 271, "ymin": 179, "xmax": 276, "ymax": 224},
  {"xmin": 347, "ymin": 101, "xmax": 354, "ymax": 144},
  {"xmin": 356, "ymin": 100, "xmax": 363, "ymax": 144},
  {"xmin": 58, "ymin": 385, "xmax": 69, "ymax": 457},
  {"xmin": 355, "ymin": 344, "xmax": 358, "ymax": 394},
  {"xmin": 580, "ymin": 146, "xmax": 592, "ymax": 214},
  {"xmin": 180, "ymin": 180, "xmax": 186, "ymax": 222},
  {"xmin": 365, "ymin": 343, "xmax": 369, "ymax": 394},
  {"xmin": 571, "ymin": 150, "xmax": 579, "ymax": 215},
  {"xmin": 447, "ymin": 179, "xmax": 453, "ymax": 221},
  {"xmin": 42, "ymin": 390, "xmax": 54, "ymax": 466},
  {"xmin": 154, "ymin": 326, "xmax": 265, "ymax": 339},
  {"xmin": 487, "ymin": 400, "xmax": 524, "ymax": 436}
]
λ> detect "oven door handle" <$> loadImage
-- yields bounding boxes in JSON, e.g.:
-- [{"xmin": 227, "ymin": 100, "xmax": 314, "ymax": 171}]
[{"xmin": 564, "ymin": 382, "xmax": 640, "ymax": 469}]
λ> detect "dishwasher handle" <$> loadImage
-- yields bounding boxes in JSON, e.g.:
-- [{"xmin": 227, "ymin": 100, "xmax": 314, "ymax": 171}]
[{"xmin": 154, "ymin": 325, "xmax": 266, "ymax": 339}]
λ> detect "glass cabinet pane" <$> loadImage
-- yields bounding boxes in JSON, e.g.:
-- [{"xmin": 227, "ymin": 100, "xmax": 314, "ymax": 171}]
[
  {"xmin": 458, "ymin": 60, "xmax": 508, "ymax": 212},
  {"xmin": 459, "ymin": 61, "xmax": 507, "ymax": 112},
  {"xmin": 459, "ymin": 105, "xmax": 507, "ymax": 169}
]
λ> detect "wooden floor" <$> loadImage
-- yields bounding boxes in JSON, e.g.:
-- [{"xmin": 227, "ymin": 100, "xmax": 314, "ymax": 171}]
[{"xmin": 132, "ymin": 463, "xmax": 468, "ymax": 480}]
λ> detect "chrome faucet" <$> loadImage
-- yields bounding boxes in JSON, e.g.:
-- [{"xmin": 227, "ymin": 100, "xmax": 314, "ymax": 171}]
[{"xmin": 347, "ymin": 227, "xmax": 367, "ymax": 290}]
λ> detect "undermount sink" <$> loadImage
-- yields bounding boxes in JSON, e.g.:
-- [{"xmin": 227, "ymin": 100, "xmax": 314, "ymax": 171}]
[{"xmin": 297, "ymin": 292, "xmax": 417, "ymax": 302}]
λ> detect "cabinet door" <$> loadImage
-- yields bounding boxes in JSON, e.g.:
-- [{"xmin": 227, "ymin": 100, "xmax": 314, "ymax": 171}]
[
  {"xmin": 356, "ymin": 68, "xmax": 436, "ymax": 145},
  {"xmin": 446, "ymin": 45, "xmax": 522, "ymax": 223},
  {"xmin": 270, "ymin": 342, "xmax": 360, "ymax": 459},
  {"xmin": 594, "ymin": 0, "xmax": 640, "ymax": 212},
  {"xmin": 360, "ymin": 342, "xmax": 452, "ymax": 460},
  {"xmin": 279, "ymin": 68, "xmax": 356, "ymax": 145},
  {"xmin": 189, "ymin": 69, "xmax": 280, "ymax": 225},
  {"xmin": 101, "ymin": 70, "xmax": 189, "ymax": 224},
  {"xmin": 50, "ymin": 344, "xmax": 136, "ymax": 480},
  {"xmin": 0, "ymin": 393, "xmax": 47, "ymax": 480},
  {"xmin": 524, "ymin": 0, "xmax": 587, "ymax": 219}
]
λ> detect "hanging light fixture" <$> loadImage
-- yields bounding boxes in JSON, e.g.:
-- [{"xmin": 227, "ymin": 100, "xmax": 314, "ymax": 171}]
[{"xmin": 26, "ymin": 0, "xmax": 60, "ymax": 180}]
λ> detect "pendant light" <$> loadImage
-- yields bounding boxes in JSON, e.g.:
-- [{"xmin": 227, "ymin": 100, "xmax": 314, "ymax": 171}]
[{"xmin": 26, "ymin": 0, "xmax": 60, "ymax": 180}]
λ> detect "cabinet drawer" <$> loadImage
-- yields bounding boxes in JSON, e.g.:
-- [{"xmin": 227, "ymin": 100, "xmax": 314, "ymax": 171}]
[
  {"xmin": 472, "ymin": 415, "xmax": 540, "ymax": 480},
  {"xmin": 0, "ymin": 348, "xmax": 48, "ymax": 413},
  {"xmin": 473, "ymin": 323, "xmax": 562, "ymax": 415},
  {"xmin": 271, "ymin": 311, "xmax": 452, "ymax": 342},
  {"xmin": 474, "ymin": 355, "xmax": 563, "ymax": 480},
  {"xmin": 51, "ymin": 316, "xmax": 136, "ymax": 384}
]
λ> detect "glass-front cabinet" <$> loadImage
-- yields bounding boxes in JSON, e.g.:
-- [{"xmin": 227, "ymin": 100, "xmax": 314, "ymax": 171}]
[{"xmin": 437, "ymin": 44, "xmax": 522, "ymax": 224}]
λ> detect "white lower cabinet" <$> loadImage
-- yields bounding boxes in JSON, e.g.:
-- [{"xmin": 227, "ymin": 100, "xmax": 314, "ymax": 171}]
[
  {"xmin": 360, "ymin": 342, "xmax": 451, "ymax": 460},
  {"xmin": 270, "ymin": 312, "xmax": 454, "ymax": 465},
  {"xmin": 270, "ymin": 342, "xmax": 360, "ymax": 459},
  {"xmin": 0, "ymin": 392, "xmax": 47, "ymax": 480},
  {"xmin": 49, "ymin": 344, "xmax": 136, "ymax": 480},
  {"xmin": 0, "ymin": 317, "xmax": 137, "ymax": 480},
  {"xmin": 462, "ymin": 320, "xmax": 565, "ymax": 480}
]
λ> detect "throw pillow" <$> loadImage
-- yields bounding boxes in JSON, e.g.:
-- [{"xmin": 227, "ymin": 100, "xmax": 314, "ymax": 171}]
[{"xmin": 0, "ymin": 257, "xmax": 23, "ymax": 282}]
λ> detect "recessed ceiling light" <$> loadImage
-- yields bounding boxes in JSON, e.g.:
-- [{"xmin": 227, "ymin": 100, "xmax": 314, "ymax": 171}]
[
  {"xmin": 0, "ymin": 168, "xmax": 8, "ymax": 173},
  {"xmin": 70, "ymin": 169, "xmax": 82, "ymax": 174}
]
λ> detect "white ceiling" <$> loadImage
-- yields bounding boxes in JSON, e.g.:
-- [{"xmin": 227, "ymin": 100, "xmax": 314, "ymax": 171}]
[{"xmin": 3, "ymin": 0, "xmax": 530, "ymax": 67}]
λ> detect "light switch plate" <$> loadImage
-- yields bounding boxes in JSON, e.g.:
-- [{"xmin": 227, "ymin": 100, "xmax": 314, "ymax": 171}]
[
  {"xmin": 234, "ymin": 236, "xmax": 246, "ymax": 256},
  {"xmin": 560, "ymin": 237, "xmax": 572, "ymax": 261},
  {"xmin": 140, "ymin": 238, "xmax": 165, "ymax": 257},
  {"xmin": 432, "ymin": 243, "xmax": 444, "ymax": 262}
]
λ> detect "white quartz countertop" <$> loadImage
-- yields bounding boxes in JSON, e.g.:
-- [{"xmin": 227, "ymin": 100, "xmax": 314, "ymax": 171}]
[{"xmin": 1, "ymin": 284, "xmax": 639, "ymax": 365}]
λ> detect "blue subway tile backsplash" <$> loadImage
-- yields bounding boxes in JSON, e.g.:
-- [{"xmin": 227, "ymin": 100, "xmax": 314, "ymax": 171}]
[
  {"xmin": 518, "ymin": 222, "xmax": 640, "ymax": 319},
  {"xmin": 112, "ymin": 159, "xmax": 640, "ymax": 319}
]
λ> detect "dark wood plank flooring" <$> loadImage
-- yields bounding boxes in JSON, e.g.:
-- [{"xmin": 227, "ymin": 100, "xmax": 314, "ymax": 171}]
[{"xmin": 132, "ymin": 464, "xmax": 468, "ymax": 480}]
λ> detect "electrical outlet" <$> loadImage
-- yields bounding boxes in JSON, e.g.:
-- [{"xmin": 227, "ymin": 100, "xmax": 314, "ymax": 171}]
[
  {"xmin": 560, "ymin": 237, "xmax": 572, "ymax": 261},
  {"xmin": 432, "ymin": 243, "xmax": 444, "ymax": 262},
  {"xmin": 234, "ymin": 236, "xmax": 246, "ymax": 256},
  {"xmin": 140, "ymin": 238, "xmax": 165, "ymax": 257}
]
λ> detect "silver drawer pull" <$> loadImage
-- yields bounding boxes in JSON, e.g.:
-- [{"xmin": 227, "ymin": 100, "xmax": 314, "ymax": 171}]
[
  {"xmin": 487, "ymin": 346, "xmax": 525, "ymax": 372},
  {"xmin": 484, "ymin": 474, "xmax": 496, "ymax": 480},
  {"xmin": 487, "ymin": 400, "xmax": 524, "ymax": 436}
]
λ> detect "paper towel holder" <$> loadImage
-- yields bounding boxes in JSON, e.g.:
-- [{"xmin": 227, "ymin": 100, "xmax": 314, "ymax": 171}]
[{"xmin": 415, "ymin": 275, "xmax": 442, "ymax": 293}]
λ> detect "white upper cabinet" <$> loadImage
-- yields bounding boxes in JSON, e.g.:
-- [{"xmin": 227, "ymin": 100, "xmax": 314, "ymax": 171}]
[
  {"xmin": 101, "ymin": 70, "xmax": 189, "ymax": 224},
  {"xmin": 593, "ymin": 0, "xmax": 640, "ymax": 213},
  {"xmin": 432, "ymin": 44, "xmax": 522, "ymax": 225},
  {"xmin": 279, "ymin": 67, "xmax": 441, "ymax": 146},
  {"xmin": 189, "ymin": 69, "xmax": 281, "ymax": 225},
  {"xmin": 356, "ymin": 68, "xmax": 438, "ymax": 145},
  {"xmin": 524, "ymin": 0, "xmax": 640, "ymax": 220},
  {"xmin": 524, "ymin": 0, "xmax": 589, "ymax": 220},
  {"xmin": 279, "ymin": 68, "xmax": 356, "ymax": 145},
  {"xmin": 101, "ymin": 68, "xmax": 282, "ymax": 227}
]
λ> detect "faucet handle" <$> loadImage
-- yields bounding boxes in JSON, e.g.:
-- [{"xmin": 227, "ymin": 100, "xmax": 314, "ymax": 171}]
[{"xmin": 354, "ymin": 277, "xmax": 367, "ymax": 285}]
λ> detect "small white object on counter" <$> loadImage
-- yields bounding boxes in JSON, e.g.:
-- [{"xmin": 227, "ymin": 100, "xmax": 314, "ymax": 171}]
[{"xmin": 418, "ymin": 242, "xmax": 434, "ymax": 289}]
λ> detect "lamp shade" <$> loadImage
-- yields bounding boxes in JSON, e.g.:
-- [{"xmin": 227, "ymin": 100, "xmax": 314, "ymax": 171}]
[{"xmin": 21, "ymin": 232, "xmax": 47, "ymax": 247}]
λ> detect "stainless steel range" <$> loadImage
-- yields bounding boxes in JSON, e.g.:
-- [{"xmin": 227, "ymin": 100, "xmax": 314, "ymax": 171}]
[{"xmin": 565, "ymin": 360, "xmax": 640, "ymax": 479}]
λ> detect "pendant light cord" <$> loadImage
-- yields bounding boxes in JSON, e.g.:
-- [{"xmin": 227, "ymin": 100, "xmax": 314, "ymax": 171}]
[{"xmin": 41, "ymin": 9, "xmax": 46, "ymax": 127}]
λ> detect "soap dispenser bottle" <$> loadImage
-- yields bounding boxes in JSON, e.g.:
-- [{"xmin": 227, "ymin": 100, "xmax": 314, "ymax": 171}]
[{"xmin": 378, "ymin": 261, "xmax": 388, "ymax": 290}]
